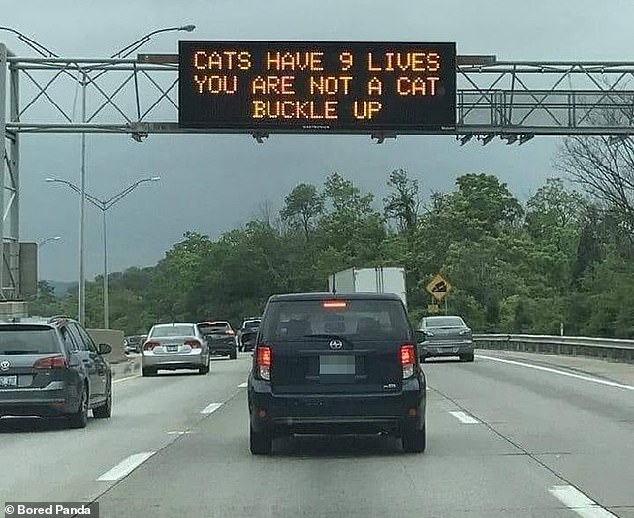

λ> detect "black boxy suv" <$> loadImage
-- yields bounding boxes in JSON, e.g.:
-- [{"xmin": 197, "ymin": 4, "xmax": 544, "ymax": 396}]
[
  {"xmin": 0, "ymin": 316, "xmax": 113, "ymax": 428},
  {"xmin": 247, "ymin": 293, "xmax": 426, "ymax": 454}
]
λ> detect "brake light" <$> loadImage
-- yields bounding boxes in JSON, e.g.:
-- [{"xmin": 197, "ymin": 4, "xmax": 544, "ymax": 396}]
[
  {"xmin": 225, "ymin": 329, "xmax": 235, "ymax": 335},
  {"xmin": 143, "ymin": 341, "xmax": 159, "ymax": 351},
  {"xmin": 322, "ymin": 300, "xmax": 347, "ymax": 308},
  {"xmin": 185, "ymin": 339, "xmax": 202, "ymax": 349},
  {"xmin": 33, "ymin": 355, "xmax": 68, "ymax": 369},
  {"xmin": 400, "ymin": 344, "xmax": 416, "ymax": 379},
  {"xmin": 256, "ymin": 345, "xmax": 272, "ymax": 381}
]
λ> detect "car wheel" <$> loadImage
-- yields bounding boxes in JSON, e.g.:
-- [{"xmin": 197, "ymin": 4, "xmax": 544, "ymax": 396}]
[
  {"xmin": 199, "ymin": 359, "xmax": 210, "ymax": 375},
  {"xmin": 402, "ymin": 424, "xmax": 426, "ymax": 453},
  {"xmin": 229, "ymin": 350, "xmax": 237, "ymax": 360},
  {"xmin": 68, "ymin": 384, "xmax": 89, "ymax": 429},
  {"xmin": 92, "ymin": 390, "xmax": 112, "ymax": 419},
  {"xmin": 142, "ymin": 367, "xmax": 156, "ymax": 377},
  {"xmin": 249, "ymin": 425, "xmax": 273, "ymax": 455},
  {"xmin": 460, "ymin": 353, "xmax": 475, "ymax": 362}
]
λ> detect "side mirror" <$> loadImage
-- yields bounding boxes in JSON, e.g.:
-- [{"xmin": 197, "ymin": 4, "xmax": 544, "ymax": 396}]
[
  {"xmin": 414, "ymin": 330, "xmax": 426, "ymax": 343},
  {"xmin": 98, "ymin": 343, "xmax": 112, "ymax": 355}
]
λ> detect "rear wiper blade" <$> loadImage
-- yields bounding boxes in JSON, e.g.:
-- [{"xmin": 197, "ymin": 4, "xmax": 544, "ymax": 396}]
[{"xmin": 1, "ymin": 350, "xmax": 40, "ymax": 355}]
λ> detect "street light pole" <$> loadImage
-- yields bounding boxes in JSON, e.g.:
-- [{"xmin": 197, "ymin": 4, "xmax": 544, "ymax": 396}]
[
  {"xmin": 102, "ymin": 209, "xmax": 108, "ymax": 329},
  {"xmin": 46, "ymin": 176, "xmax": 160, "ymax": 328},
  {"xmin": 79, "ymin": 73, "xmax": 87, "ymax": 326},
  {"xmin": 37, "ymin": 236, "xmax": 61, "ymax": 286}
]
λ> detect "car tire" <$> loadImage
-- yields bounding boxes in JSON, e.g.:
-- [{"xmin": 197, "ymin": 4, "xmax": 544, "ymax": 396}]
[
  {"xmin": 92, "ymin": 390, "xmax": 112, "ymax": 419},
  {"xmin": 229, "ymin": 350, "xmax": 237, "ymax": 360},
  {"xmin": 142, "ymin": 367, "xmax": 156, "ymax": 377},
  {"xmin": 199, "ymin": 359, "xmax": 210, "ymax": 375},
  {"xmin": 460, "ymin": 352, "xmax": 475, "ymax": 362},
  {"xmin": 249, "ymin": 425, "xmax": 273, "ymax": 455},
  {"xmin": 68, "ymin": 384, "xmax": 89, "ymax": 429},
  {"xmin": 402, "ymin": 424, "xmax": 426, "ymax": 453}
]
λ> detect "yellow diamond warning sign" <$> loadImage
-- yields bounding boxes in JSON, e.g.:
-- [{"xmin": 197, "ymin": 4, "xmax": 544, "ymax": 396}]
[{"xmin": 426, "ymin": 274, "xmax": 451, "ymax": 301}]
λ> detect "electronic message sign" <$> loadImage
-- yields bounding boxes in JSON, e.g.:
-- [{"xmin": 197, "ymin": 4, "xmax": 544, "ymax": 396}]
[{"xmin": 178, "ymin": 41, "xmax": 456, "ymax": 133}]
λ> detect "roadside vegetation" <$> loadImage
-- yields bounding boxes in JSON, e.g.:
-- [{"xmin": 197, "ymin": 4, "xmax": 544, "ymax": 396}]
[{"xmin": 30, "ymin": 139, "xmax": 634, "ymax": 338}]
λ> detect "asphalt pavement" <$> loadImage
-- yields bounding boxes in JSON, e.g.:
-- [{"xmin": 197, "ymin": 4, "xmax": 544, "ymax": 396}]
[{"xmin": 1, "ymin": 351, "xmax": 632, "ymax": 518}]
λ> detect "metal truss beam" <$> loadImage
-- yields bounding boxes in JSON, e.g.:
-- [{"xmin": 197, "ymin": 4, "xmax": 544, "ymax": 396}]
[{"xmin": 1, "ymin": 55, "xmax": 633, "ymax": 139}]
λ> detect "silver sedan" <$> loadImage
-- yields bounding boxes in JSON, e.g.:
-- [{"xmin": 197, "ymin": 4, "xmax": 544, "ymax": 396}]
[{"xmin": 141, "ymin": 323, "xmax": 210, "ymax": 376}]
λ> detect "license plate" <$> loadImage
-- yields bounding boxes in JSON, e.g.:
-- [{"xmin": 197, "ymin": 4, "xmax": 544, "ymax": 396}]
[
  {"xmin": 0, "ymin": 375, "xmax": 17, "ymax": 388},
  {"xmin": 319, "ymin": 355, "xmax": 355, "ymax": 375},
  {"xmin": 167, "ymin": 346, "xmax": 178, "ymax": 352}
]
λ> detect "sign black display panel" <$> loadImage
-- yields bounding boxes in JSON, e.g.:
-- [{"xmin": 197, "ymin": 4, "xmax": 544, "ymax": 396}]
[{"xmin": 178, "ymin": 41, "xmax": 456, "ymax": 133}]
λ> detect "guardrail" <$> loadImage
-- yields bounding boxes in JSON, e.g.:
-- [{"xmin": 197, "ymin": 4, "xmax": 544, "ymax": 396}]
[{"xmin": 473, "ymin": 334, "xmax": 634, "ymax": 363}]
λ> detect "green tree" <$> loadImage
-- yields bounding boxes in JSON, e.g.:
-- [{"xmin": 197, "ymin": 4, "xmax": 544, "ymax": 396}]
[
  {"xmin": 383, "ymin": 169, "xmax": 420, "ymax": 234},
  {"xmin": 280, "ymin": 183, "xmax": 324, "ymax": 241},
  {"xmin": 318, "ymin": 172, "xmax": 386, "ymax": 264}
]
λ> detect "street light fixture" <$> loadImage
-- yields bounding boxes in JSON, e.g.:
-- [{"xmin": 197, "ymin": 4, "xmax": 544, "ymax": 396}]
[
  {"xmin": 46, "ymin": 176, "xmax": 160, "ymax": 328},
  {"xmin": 109, "ymin": 24, "xmax": 196, "ymax": 59},
  {"xmin": 0, "ymin": 27, "xmax": 58, "ymax": 57}
]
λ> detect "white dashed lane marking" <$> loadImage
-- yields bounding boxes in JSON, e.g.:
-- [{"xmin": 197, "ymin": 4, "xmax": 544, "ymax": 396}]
[
  {"xmin": 449, "ymin": 411, "xmax": 480, "ymax": 424},
  {"xmin": 97, "ymin": 452, "xmax": 155, "ymax": 481},
  {"xmin": 200, "ymin": 402, "xmax": 223, "ymax": 415},
  {"xmin": 549, "ymin": 485, "xmax": 618, "ymax": 518}
]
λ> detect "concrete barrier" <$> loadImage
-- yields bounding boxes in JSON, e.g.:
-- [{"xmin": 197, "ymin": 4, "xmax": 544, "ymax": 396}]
[
  {"xmin": 474, "ymin": 334, "xmax": 634, "ymax": 363},
  {"xmin": 88, "ymin": 328, "xmax": 125, "ymax": 363},
  {"xmin": 111, "ymin": 356, "xmax": 141, "ymax": 381}
]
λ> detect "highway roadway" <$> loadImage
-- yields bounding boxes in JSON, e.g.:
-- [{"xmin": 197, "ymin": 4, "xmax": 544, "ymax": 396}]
[{"xmin": 1, "ymin": 351, "xmax": 632, "ymax": 518}]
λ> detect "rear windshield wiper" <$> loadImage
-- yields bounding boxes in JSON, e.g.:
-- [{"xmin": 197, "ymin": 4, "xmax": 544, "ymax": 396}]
[{"xmin": 1, "ymin": 350, "xmax": 41, "ymax": 355}]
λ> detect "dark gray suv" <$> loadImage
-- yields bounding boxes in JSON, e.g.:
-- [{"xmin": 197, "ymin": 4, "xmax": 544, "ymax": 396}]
[
  {"xmin": 0, "ymin": 316, "xmax": 113, "ymax": 428},
  {"xmin": 248, "ymin": 293, "xmax": 426, "ymax": 455}
]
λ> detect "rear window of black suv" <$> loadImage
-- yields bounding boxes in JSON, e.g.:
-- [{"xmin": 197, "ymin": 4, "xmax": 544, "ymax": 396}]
[{"xmin": 261, "ymin": 298, "xmax": 411, "ymax": 342}]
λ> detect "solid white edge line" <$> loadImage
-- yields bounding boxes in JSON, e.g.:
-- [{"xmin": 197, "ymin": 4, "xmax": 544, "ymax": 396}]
[
  {"xmin": 97, "ymin": 451, "xmax": 155, "ymax": 481},
  {"xmin": 549, "ymin": 485, "xmax": 618, "ymax": 518},
  {"xmin": 449, "ymin": 410, "xmax": 480, "ymax": 424},
  {"xmin": 477, "ymin": 354, "xmax": 634, "ymax": 391},
  {"xmin": 238, "ymin": 382, "xmax": 248, "ymax": 388},
  {"xmin": 200, "ymin": 402, "xmax": 223, "ymax": 415}
]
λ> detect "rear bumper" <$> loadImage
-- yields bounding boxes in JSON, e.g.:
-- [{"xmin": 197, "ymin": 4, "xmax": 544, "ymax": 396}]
[
  {"xmin": 208, "ymin": 342, "xmax": 236, "ymax": 355},
  {"xmin": 248, "ymin": 377, "xmax": 426, "ymax": 436},
  {"xmin": 419, "ymin": 342, "xmax": 473, "ymax": 358},
  {"xmin": 0, "ymin": 384, "xmax": 77, "ymax": 417},
  {"xmin": 142, "ymin": 351, "xmax": 207, "ymax": 369}
]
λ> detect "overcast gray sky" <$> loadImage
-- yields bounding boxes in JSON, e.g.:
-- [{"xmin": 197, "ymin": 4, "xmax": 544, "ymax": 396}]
[{"xmin": 3, "ymin": 0, "xmax": 634, "ymax": 281}]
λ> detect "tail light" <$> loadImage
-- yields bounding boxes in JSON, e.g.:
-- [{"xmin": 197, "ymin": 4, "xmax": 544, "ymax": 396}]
[
  {"xmin": 256, "ymin": 345, "xmax": 272, "ymax": 381},
  {"xmin": 34, "ymin": 355, "xmax": 68, "ymax": 369},
  {"xmin": 400, "ymin": 344, "xmax": 416, "ymax": 379},
  {"xmin": 226, "ymin": 329, "xmax": 235, "ymax": 336},
  {"xmin": 143, "ymin": 341, "xmax": 160, "ymax": 351},
  {"xmin": 185, "ymin": 339, "xmax": 202, "ymax": 349}
]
